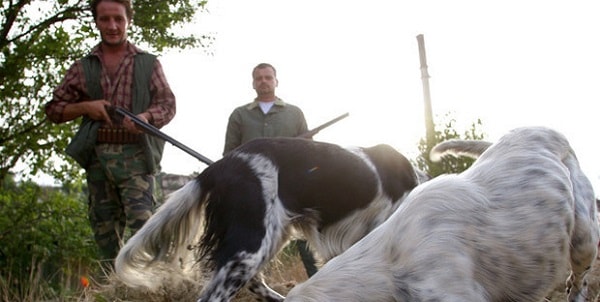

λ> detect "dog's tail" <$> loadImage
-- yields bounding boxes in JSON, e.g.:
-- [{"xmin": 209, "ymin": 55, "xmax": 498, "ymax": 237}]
[
  {"xmin": 115, "ymin": 178, "xmax": 205, "ymax": 290},
  {"xmin": 429, "ymin": 139, "xmax": 493, "ymax": 162}
]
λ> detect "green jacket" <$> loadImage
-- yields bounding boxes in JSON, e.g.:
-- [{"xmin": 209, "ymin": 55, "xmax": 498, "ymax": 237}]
[
  {"xmin": 223, "ymin": 98, "xmax": 308, "ymax": 155},
  {"xmin": 65, "ymin": 53, "xmax": 165, "ymax": 173}
]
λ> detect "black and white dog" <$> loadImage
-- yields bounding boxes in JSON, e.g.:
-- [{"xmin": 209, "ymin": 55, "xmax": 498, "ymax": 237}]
[
  {"xmin": 115, "ymin": 137, "xmax": 427, "ymax": 301},
  {"xmin": 286, "ymin": 126, "xmax": 599, "ymax": 302}
]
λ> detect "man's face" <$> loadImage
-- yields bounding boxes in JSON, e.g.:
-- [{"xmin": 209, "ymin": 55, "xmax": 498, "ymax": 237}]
[
  {"xmin": 95, "ymin": 1, "xmax": 130, "ymax": 47},
  {"xmin": 252, "ymin": 67, "xmax": 278, "ymax": 95}
]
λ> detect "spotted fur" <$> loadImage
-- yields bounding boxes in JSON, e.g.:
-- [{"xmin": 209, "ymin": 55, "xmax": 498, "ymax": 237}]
[
  {"xmin": 286, "ymin": 126, "xmax": 599, "ymax": 302},
  {"xmin": 114, "ymin": 137, "xmax": 425, "ymax": 301}
]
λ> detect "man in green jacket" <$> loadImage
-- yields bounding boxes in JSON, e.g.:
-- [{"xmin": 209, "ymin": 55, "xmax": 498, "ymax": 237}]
[
  {"xmin": 223, "ymin": 63, "xmax": 318, "ymax": 277},
  {"xmin": 223, "ymin": 63, "xmax": 308, "ymax": 154}
]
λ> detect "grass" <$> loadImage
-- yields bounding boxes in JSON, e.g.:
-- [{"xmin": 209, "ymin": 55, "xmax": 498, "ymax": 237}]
[
  {"xmin": 77, "ymin": 245, "xmax": 309, "ymax": 302},
  {"xmin": 3, "ymin": 247, "xmax": 600, "ymax": 301}
]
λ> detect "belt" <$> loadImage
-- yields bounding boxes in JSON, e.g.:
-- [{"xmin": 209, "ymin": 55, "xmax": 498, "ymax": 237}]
[{"xmin": 96, "ymin": 128, "xmax": 141, "ymax": 144}]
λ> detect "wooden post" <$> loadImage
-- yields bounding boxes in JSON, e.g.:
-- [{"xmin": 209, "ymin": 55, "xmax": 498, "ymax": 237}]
[{"xmin": 416, "ymin": 34, "xmax": 435, "ymax": 147}]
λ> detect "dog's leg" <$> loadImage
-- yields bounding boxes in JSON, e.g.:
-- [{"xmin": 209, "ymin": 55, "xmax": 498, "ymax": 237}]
[
  {"xmin": 247, "ymin": 276, "xmax": 285, "ymax": 302},
  {"xmin": 566, "ymin": 213, "xmax": 598, "ymax": 302},
  {"xmin": 197, "ymin": 250, "xmax": 273, "ymax": 302},
  {"xmin": 196, "ymin": 196, "xmax": 290, "ymax": 301},
  {"xmin": 565, "ymin": 155, "xmax": 599, "ymax": 302}
]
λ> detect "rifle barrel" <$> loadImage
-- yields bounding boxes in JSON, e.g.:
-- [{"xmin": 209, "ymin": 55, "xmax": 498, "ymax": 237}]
[
  {"xmin": 114, "ymin": 107, "xmax": 214, "ymax": 165},
  {"xmin": 297, "ymin": 112, "xmax": 349, "ymax": 138}
]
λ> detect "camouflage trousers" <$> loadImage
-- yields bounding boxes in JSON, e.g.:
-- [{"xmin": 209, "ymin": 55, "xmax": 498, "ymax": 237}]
[{"xmin": 86, "ymin": 143, "xmax": 155, "ymax": 264}]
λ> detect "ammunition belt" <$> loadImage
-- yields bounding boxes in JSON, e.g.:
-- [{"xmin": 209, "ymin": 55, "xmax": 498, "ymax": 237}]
[{"xmin": 96, "ymin": 128, "xmax": 141, "ymax": 144}]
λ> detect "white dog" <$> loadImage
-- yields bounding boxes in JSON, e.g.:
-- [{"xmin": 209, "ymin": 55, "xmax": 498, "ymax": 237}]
[{"xmin": 286, "ymin": 126, "xmax": 599, "ymax": 302}]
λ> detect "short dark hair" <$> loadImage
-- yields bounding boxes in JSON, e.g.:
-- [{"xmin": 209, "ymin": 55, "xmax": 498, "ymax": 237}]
[
  {"xmin": 90, "ymin": 0, "xmax": 134, "ymax": 21},
  {"xmin": 252, "ymin": 63, "xmax": 277, "ymax": 78}
]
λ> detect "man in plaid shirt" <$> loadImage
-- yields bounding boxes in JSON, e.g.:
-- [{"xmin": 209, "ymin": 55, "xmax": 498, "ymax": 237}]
[{"xmin": 45, "ymin": 0, "xmax": 176, "ymax": 268}]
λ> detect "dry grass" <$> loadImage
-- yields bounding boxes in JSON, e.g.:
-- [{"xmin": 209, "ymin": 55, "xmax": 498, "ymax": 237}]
[
  {"xmin": 81, "ymin": 249, "xmax": 308, "ymax": 302},
  {"xmin": 81, "ymin": 251, "xmax": 600, "ymax": 302}
]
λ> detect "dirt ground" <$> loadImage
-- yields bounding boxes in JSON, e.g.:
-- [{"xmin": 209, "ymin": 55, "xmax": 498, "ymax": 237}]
[{"xmin": 87, "ymin": 250, "xmax": 600, "ymax": 302}]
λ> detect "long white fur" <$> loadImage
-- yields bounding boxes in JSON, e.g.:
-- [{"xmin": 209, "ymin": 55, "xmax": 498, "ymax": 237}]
[
  {"xmin": 428, "ymin": 139, "xmax": 492, "ymax": 162},
  {"xmin": 286, "ymin": 126, "xmax": 599, "ymax": 302},
  {"xmin": 115, "ymin": 180, "xmax": 204, "ymax": 289}
]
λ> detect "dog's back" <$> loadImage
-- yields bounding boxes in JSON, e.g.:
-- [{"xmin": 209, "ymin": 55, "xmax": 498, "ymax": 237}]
[{"xmin": 429, "ymin": 127, "xmax": 599, "ymax": 300}]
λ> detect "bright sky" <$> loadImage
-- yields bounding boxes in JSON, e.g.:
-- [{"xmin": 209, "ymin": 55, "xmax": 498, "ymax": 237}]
[{"xmin": 157, "ymin": 0, "xmax": 599, "ymax": 195}]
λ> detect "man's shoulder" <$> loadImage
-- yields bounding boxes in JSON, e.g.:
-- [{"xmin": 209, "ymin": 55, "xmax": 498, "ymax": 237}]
[
  {"xmin": 238, "ymin": 101, "xmax": 259, "ymax": 111},
  {"xmin": 135, "ymin": 52, "xmax": 157, "ymax": 59},
  {"xmin": 128, "ymin": 42, "xmax": 156, "ymax": 56},
  {"xmin": 227, "ymin": 102, "xmax": 256, "ymax": 116},
  {"xmin": 275, "ymin": 98, "xmax": 304, "ymax": 112}
]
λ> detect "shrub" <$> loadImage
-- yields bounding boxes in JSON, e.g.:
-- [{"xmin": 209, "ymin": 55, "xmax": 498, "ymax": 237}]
[
  {"xmin": 0, "ymin": 181, "xmax": 99, "ymax": 301},
  {"xmin": 415, "ymin": 114, "xmax": 486, "ymax": 177}
]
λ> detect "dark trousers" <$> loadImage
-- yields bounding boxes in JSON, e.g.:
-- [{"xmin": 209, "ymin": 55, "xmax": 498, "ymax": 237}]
[{"xmin": 295, "ymin": 239, "xmax": 318, "ymax": 277}]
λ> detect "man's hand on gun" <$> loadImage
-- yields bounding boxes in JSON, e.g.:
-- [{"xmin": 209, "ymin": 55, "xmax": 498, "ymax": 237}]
[
  {"xmin": 84, "ymin": 100, "xmax": 113, "ymax": 126},
  {"xmin": 105, "ymin": 105, "xmax": 146, "ymax": 134}
]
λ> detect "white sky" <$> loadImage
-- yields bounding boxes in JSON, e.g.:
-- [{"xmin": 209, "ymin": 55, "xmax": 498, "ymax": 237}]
[{"xmin": 157, "ymin": 0, "xmax": 599, "ymax": 195}]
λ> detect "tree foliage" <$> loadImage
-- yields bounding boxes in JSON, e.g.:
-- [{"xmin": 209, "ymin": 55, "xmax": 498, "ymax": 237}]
[
  {"xmin": 415, "ymin": 112, "xmax": 486, "ymax": 177},
  {"xmin": 0, "ymin": 0, "xmax": 212, "ymax": 186}
]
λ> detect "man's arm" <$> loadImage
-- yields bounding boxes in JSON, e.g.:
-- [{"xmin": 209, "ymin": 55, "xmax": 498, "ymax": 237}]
[
  {"xmin": 45, "ymin": 61, "xmax": 112, "ymax": 125},
  {"xmin": 144, "ymin": 59, "xmax": 176, "ymax": 129},
  {"xmin": 223, "ymin": 110, "xmax": 243, "ymax": 155},
  {"xmin": 62, "ymin": 100, "xmax": 113, "ymax": 124}
]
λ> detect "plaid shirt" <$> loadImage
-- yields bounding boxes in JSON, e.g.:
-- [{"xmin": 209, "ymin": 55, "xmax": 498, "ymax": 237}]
[{"xmin": 46, "ymin": 42, "xmax": 176, "ymax": 128}]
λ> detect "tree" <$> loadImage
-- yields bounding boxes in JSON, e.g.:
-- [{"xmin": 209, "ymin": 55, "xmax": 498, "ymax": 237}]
[
  {"xmin": 0, "ymin": 0, "xmax": 212, "ymax": 186},
  {"xmin": 414, "ymin": 112, "xmax": 486, "ymax": 177}
]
